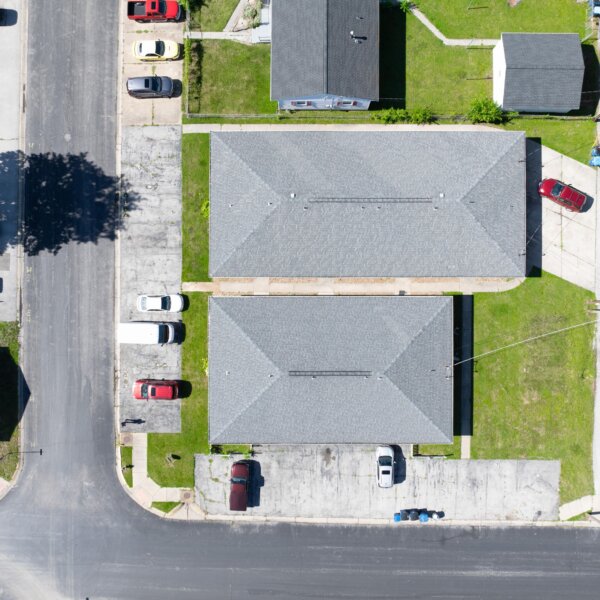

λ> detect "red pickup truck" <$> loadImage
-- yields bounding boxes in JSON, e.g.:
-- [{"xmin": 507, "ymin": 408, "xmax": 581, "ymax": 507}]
[{"xmin": 127, "ymin": 0, "xmax": 182, "ymax": 22}]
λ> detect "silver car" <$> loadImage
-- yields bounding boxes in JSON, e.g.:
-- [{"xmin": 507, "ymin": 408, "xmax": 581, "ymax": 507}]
[
  {"xmin": 376, "ymin": 446, "xmax": 394, "ymax": 488},
  {"xmin": 136, "ymin": 294, "xmax": 184, "ymax": 313}
]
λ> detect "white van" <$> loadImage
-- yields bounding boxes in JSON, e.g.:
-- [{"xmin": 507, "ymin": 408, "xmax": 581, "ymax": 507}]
[{"xmin": 118, "ymin": 322, "xmax": 177, "ymax": 344}]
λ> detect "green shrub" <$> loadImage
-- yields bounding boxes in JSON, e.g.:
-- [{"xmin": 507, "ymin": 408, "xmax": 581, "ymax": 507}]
[
  {"xmin": 467, "ymin": 97, "xmax": 506, "ymax": 124},
  {"xmin": 409, "ymin": 107, "xmax": 435, "ymax": 124},
  {"xmin": 372, "ymin": 108, "xmax": 410, "ymax": 124},
  {"xmin": 399, "ymin": 0, "xmax": 413, "ymax": 13}
]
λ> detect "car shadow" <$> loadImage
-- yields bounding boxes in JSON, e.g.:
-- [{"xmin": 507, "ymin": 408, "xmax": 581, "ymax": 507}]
[
  {"xmin": 173, "ymin": 322, "xmax": 185, "ymax": 344},
  {"xmin": 391, "ymin": 446, "xmax": 406, "ymax": 484},
  {"xmin": 177, "ymin": 380, "xmax": 192, "ymax": 398},
  {"xmin": 0, "ymin": 9, "xmax": 18, "ymax": 26},
  {"xmin": 171, "ymin": 80, "xmax": 183, "ymax": 99},
  {"xmin": 247, "ymin": 460, "xmax": 264, "ymax": 508}
]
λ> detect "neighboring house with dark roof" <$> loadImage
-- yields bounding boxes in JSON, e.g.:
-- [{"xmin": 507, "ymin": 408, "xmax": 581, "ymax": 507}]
[
  {"xmin": 209, "ymin": 130, "xmax": 526, "ymax": 278},
  {"xmin": 209, "ymin": 296, "xmax": 453, "ymax": 444},
  {"xmin": 270, "ymin": 0, "xmax": 379, "ymax": 110},
  {"xmin": 493, "ymin": 33, "xmax": 584, "ymax": 113}
]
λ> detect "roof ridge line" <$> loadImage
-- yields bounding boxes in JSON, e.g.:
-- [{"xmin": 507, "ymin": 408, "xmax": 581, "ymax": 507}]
[
  {"xmin": 459, "ymin": 133, "xmax": 525, "ymax": 271},
  {"xmin": 210, "ymin": 136, "xmax": 282, "ymax": 275},
  {"xmin": 210, "ymin": 301, "xmax": 282, "ymax": 441}
]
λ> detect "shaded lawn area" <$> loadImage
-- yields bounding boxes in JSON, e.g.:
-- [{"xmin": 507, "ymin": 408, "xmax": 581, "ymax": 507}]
[
  {"xmin": 0, "ymin": 322, "xmax": 20, "ymax": 481},
  {"xmin": 416, "ymin": 0, "xmax": 586, "ymax": 39},
  {"xmin": 405, "ymin": 13, "xmax": 492, "ymax": 114},
  {"xmin": 188, "ymin": 41, "xmax": 276, "ymax": 114},
  {"xmin": 147, "ymin": 294, "xmax": 249, "ymax": 488},
  {"xmin": 189, "ymin": 0, "xmax": 239, "ymax": 31},
  {"xmin": 120, "ymin": 446, "xmax": 133, "ymax": 487},
  {"xmin": 497, "ymin": 118, "xmax": 596, "ymax": 165},
  {"xmin": 182, "ymin": 133, "xmax": 210, "ymax": 281},
  {"xmin": 418, "ymin": 436, "xmax": 462, "ymax": 459},
  {"xmin": 472, "ymin": 273, "xmax": 595, "ymax": 504}
]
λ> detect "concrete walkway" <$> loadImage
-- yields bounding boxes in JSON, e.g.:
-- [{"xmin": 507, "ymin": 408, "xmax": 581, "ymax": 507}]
[
  {"xmin": 223, "ymin": 0, "xmax": 247, "ymax": 32},
  {"xmin": 182, "ymin": 277, "xmax": 523, "ymax": 296},
  {"xmin": 184, "ymin": 30, "xmax": 252, "ymax": 44},
  {"xmin": 411, "ymin": 7, "xmax": 497, "ymax": 47},
  {"xmin": 559, "ymin": 495, "xmax": 594, "ymax": 521},
  {"xmin": 121, "ymin": 433, "xmax": 193, "ymax": 510}
]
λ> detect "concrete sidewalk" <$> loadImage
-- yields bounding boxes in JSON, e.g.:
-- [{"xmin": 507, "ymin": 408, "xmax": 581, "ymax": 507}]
[
  {"xmin": 183, "ymin": 277, "xmax": 523, "ymax": 295},
  {"xmin": 411, "ymin": 7, "xmax": 498, "ymax": 47}
]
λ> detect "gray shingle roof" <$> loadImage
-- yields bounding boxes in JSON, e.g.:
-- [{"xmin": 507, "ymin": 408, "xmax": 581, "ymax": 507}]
[
  {"xmin": 270, "ymin": 0, "xmax": 379, "ymax": 101},
  {"xmin": 500, "ymin": 33, "xmax": 584, "ymax": 112},
  {"xmin": 209, "ymin": 131, "xmax": 526, "ymax": 277},
  {"xmin": 209, "ymin": 296, "xmax": 453, "ymax": 444}
]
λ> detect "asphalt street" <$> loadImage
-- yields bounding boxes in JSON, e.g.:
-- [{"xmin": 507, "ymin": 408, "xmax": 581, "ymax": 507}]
[{"xmin": 0, "ymin": 1, "xmax": 599, "ymax": 599}]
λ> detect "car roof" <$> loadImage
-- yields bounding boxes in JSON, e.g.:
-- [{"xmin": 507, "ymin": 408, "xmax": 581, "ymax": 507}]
[
  {"xmin": 138, "ymin": 40, "xmax": 160, "ymax": 53},
  {"xmin": 127, "ymin": 77, "xmax": 154, "ymax": 91}
]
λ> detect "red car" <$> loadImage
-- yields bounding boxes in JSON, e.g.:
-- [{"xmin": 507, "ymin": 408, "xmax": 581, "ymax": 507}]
[
  {"xmin": 538, "ymin": 178, "xmax": 588, "ymax": 213},
  {"xmin": 132, "ymin": 379, "xmax": 178, "ymax": 400},
  {"xmin": 229, "ymin": 461, "xmax": 250, "ymax": 511}
]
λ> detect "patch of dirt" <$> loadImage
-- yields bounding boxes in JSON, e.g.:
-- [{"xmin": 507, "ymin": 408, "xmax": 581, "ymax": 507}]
[{"xmin": 508, "ymin": 0, "xmax": 522, "ymax": 6}]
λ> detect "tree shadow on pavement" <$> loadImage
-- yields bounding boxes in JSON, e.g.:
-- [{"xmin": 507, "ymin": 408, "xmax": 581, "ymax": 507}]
[{"xmin": 0, "ymin": 150, "xmax": 141, "ymax": 256}]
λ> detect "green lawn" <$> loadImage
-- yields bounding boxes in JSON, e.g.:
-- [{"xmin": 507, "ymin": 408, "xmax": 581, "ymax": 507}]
[
  {"xmin": 182, "ymin": 133, "xmax": 210, "ymax": 281},
  {"xmin": 472, "ymin": 273, "xmax": 595, "ymax": 503},
  {"xmin": 152, "ymin": 501, "xmax": 181, "ymax": 513},
  {"xmin": 497, "ymin": 118, "xmax": 596, "ymax": 165},
  {"xmin": 416, "ymin": 0, "xmax": 586, "ymax": 39},
  {"xmin": 120, "ymin": 446, "xmax": 133, "ymax": 488},
  {"xmin": 188, "ymin": 41, "xmax": 276, "ymax": 115},
  {"xmin": 147, "ymin": 294, "xmax": 250, "ymax": 487},
  {"xmin": 0, "ymin": 322, "xmax": 20, "ymax": 481},
  {"xmin": 188, "ymin": 0, "xmax": 239, "ymax": 31},
  {"xmin": 148, "ymin": 293, "xmax": 209, "ymax": 488},
  {"xmin": 405, "ymin": 13, "xmax": 492, "ymax": 113}
]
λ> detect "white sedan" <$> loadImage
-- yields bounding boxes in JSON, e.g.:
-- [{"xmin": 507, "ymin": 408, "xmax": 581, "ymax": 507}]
[
  {"xmin": 376, "ymin": 446, "xmax": 394, "ymax": 488},
  {"xmin": 136, "ymin": 294, "xmax": 184, "ymax": 313}
]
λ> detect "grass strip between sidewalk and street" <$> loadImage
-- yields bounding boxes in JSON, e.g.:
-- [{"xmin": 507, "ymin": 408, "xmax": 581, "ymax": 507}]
[
  {"xmin": 120, "ymin": 446, "xmax": 133, "ymax": 488},
  {"xmin": 151, "ymin": 501, "xmax": 181, "ymax": 513},
  {"xmin": 0, "ymin": 322, "xmax": 20, "ymax": 482},
  {"xmin": 471, "ymin": 272, "xmax": 595, "ymax": 504}
]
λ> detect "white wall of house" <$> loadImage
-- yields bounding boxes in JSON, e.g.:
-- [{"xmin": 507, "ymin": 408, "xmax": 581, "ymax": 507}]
[{"xmin": 492, "ymin": 40, "xmax": 506, "ymax": 107}]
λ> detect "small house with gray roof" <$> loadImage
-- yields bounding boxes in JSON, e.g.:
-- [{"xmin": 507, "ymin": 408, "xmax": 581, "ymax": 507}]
[
  {"xmin": 209, "ymin": 296, "xmax": 453, "ymax": 444},
  {"xmin": 209, "ymin": 130, "xmax": 526, "ymax": 278},
  {"xmin": 270, "ymin": 0, "xmax": 379, "ymax": 110},
  {"xmin": 493, "ymin": 33, "xmax": 584, "ymax": 113}
]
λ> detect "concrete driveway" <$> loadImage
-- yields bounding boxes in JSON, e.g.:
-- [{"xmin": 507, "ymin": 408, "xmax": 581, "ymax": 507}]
[
  {"xmin": 121, "ymin": 15, "xmax": 183, "ymax": 126},
  {"xmin": 195, "ymin": 445, "xmax": 560, "ymax": 521},
  {"xmin": 528, "ymin": 144, "xmax": 598, "ymax": 291}
]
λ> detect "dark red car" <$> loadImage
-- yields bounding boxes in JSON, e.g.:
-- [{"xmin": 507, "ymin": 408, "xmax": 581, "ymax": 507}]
[
  {"xmin": 538, "ymin": 178, "xmax": 588, "ymax": 213},
  {"xmin": 229, "ymin": 461, "xmax": 250, "ymax": 511},
  {"xmin": 132, "ymin": 379, "xmax": 178, "ymax": 400}
]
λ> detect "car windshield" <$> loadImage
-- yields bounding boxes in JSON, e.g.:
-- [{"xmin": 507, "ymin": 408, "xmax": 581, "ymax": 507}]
[
  {"xmin": 156, "ymin": 41, "xmax": 165, "ymax": 55},
  {"xmin": 231, "ymin": 477, "xmax": 246, "ymax": 484},
  {"xmin": 379, "ymin": 456, "xmax": 392, "ymax": 466},
  {"xmin": 140, "ymin": 384, "xmax": 149, "ymax": 399},
  {"xmin": 150, "ymin": 78, "xmax": 161, "ymax": 91},
  {"xmin": 158, "ymin": 1, "xmax": 167, "ymax": 13},
  {"xmin": 551, "ymin": 182, "xmax": 565, "ymax": 197},
  {"xmin": 161, "ymin": 297, "xmax": 171, "ymax": 310}
]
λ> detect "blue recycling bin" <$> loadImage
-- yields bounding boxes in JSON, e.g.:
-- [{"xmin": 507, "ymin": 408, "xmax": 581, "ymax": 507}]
[{"xmin": 419, "ymin": 511, "xmax": 429, "ymax": 523}]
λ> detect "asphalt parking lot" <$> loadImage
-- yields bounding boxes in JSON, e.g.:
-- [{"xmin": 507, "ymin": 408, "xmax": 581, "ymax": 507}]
[{"xmin": 195, "ymin": 445, "xmax": 560, "ymax": 521}]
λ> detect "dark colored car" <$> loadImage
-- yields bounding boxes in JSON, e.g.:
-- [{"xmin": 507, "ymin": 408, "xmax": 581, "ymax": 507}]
[
  {"xmin": 538, "ymin": 178, "xmax": 588, "ymax": 213},
  {"xmin": 229, "ymin": 461, "xmax": 250, "ymax": 511},
  {"xmin": 126, "ymin": 76, "xmax": 174, "ymax": 99},
  {"xmin": 133, "ymin": 379, "xmax": 179, "ymax": 400}
]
